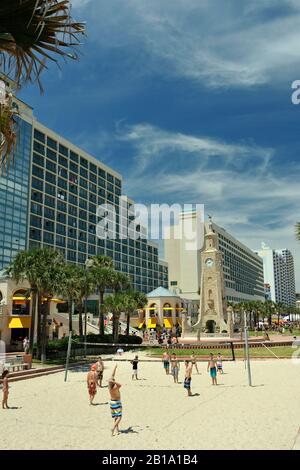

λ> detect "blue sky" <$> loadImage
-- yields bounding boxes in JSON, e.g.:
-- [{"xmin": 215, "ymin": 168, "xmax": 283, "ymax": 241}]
[{"xmin": 19, "ymin": 0, "xmax": 300, "ymax": 289}]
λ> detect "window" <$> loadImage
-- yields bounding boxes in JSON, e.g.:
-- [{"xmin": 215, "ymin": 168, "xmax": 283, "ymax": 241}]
[
  {"xmin": 58, "ymin": 177, "xmax": 67, "ymax": 190},
  {"xmin": 33, "ymin": 141, "xmax": 45, "ymax": 155},
  {"xmin": 31, "ymin": 203, "xmax": 42, "ymax": 216},
  {"xmin": 44, "ymin": 195, "xmax": 55, "ymax": 208},
  {"xmin": 44, "ymin": 220, "xmax": 54, "ymax": 232},
  {"xmin": 107, "ymin": 173, "xmax": 114, "ymax": 183},
  {"xmin": 59, "ymin": 144, "xmax": 68, "ymax": 157},
  {"xmin": 57, "ymin": 200, "xmax": 67, "ymax": 212},
  {"xmin": 80, "ymin": 157, "xmax": 88, "ymax": 168},
  {"xmin": 34, "ymin": 129, "xmax": 45, "ymax": 143},
  {"xmin": 57, "ymin": 190, "xmax": 66, "ymax": 201},
  {"xmin": 46, "ymin": 171, "xmax": 56, "ymax": 185},
  {"xmin": 45, "ymin": 158, "xmax": 56, "ymax": 172},
  {"xmin": 44, "ymin": 207, "xmax": 55, "ymax": 219},
  {"xmin": 30, "ymin": 228, "xmax": 41, "ymax": 241},
  {"xmin": 57, "ymin": 212, "xmax": 66, "ymax": 224},
  {"xmin": 98, "ymin": 168, "xmax": 106, "ymax": 178},
  {"xmin": 30, "ymin": 215, "xmax": 42, "ymax": 228},
  {"xmin": 56, "ymin": 235, "xmax": 65, "ymax": 247},
  {"xmin": 58, "ymin": 166, "xmax": 68, "ymax": 179},
  {"xmin": 32, "ymin": 165, "xmax": 44, "ymax": 179},
  {"xmin": 56, "ymin": 224, "xmax": 66, "ymax": 235},
  {"xmin": 70, "ymin": 151, "xmax": 78, "ymax": 163},
  {"xmin": 80, "ymin": 167, "xmax": 88, "ymax": 179},
  {"xmin": 33, "ymin": 152, "xmax": 44, "ymax": 167},
  {"xmin": 32, "ymin": 178, "xmax": 43, "ymax": 192},
  {"xmin": 32, "ymin": 190, "xmax": 43, "ymax": 203},
  {"xmin": 47, "ymin": 137, "xmax": 57, "ymax": 150},
  {"xmin": 43, "ymin": 232, "xmax": 54, "ymax": 244},
  {"xmin": 46, "ymin": 147, "xmax": 57, "ymax": 161}
]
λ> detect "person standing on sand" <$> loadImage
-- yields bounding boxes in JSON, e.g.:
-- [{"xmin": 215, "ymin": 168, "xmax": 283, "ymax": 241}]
[
  {"xmin": 162, "ymin": 351, "xmax": 170, "ymax": 375},
  {"xmin": 130, "ymin": 355, "xmax": 139, "ymax": 380},
  {"xmin": 95, "ymin": 357, "xmax": 104, "ymax": 387},
  {"xmin": 216, "ymin": 353, "xmax": 223, "ymax": 375},
  {"xmin": 170, "ymin": 353, "xmax": 180, "ymax": 383},
  {"xmin": 2, "ymin": 370, "xmax": 9, "ymax": 409},
  {"xmin": 184, "ymin": 360, "xmax": 193, "ymax": 396},
  {"xmin": 108, "ymin": 364, "xmax": 122, "ymax": 437},
  {"xmin": 190, "ymin": 352, "xmax": 199, "ymax": 374},
  {"xmin": 87, "ymin": 364, "xmax": 97, "ymax": 405},
  {"xmin": 207, "ymin": 354, "xmax": 218, "ymax": 385}
]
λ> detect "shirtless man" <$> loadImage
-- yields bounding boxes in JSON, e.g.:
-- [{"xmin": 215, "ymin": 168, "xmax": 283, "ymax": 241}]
[
  {"xmin": 184, "ymin": 360, "xmax": 193, "ymax": 396},
  {"xmin": 108, "ymin": 364, "xmax": 122, "ymax": 436},
  {"xmin": 162, "ymin": 351, "xmax": 170, "ymax": 375},
  {"xmin": 170, "ymin": 354, "xmax": 180, "ymax": 383},
  {"xmin": 190, "ymin": 352, "xmax": 199, "ymax": 374},
  {"xmin": 95, "ymin": 357, "xmax": 104, "ymax": 387},
  {"xmin": 87, "ymin": 364, "xmax": 97, "ymax": 405},
  {"xmin": 2, "ymin": 370, "xmax": 9, "ymax": 409},
  {"xmin": 207, "ymin": 353, "xmax": 218, "ymax": 385}
]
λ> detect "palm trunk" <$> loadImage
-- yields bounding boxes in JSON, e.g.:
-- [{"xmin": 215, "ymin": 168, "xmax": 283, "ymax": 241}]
[
  {"xmin": 41, "ymin": 299, "xmax": 50, "ymax": 363},
  {"xmin": 78, "ymin": 303, "xmax": 83, "ymax": 336},
  {"xmin": 29, "ymin": 287, "xmax": 37, "ymax": 355},
  {"xmin": 68, "ymin": 298, "xmax": 73, "ymax": 334},
  {"xmin": 126, "ymin": 311, "xmax": 130, "ymax": 335},
  {"xmin": 36, "ymin": 292, "xmax": 43, "ymax": 359},
  {"xmin": 99, "ymin": 290, "xmax": 105, "ymax": 336},
  {"xmin": 113, "ymin": 314, "xmax": 119, "ymax": 343}
]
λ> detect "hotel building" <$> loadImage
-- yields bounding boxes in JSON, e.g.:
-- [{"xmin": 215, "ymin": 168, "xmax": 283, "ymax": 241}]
[
  {"xmin": 0, "ymin": 83, "xmax": 168, "ymax": 345},
  {"xmin": 256, "ymin": 243, "xmax": 296, "ymax": 307},
  {"xmin": 164, "ymin": 211, "xmax": 265, "ymax": 304}
]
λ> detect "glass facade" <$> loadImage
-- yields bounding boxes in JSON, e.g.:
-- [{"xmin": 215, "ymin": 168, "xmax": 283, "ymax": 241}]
[
  {"xmin": 26, "ymin": 124, "xmax": 168, "ymax": 293},
  {"xmin": 0, "ymin": 117, "xmax": 31, "ymax": 270}
]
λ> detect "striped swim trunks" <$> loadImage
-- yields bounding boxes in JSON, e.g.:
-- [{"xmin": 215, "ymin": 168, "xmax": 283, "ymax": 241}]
[{"xmin": 110, "ymin": 400, "xmax": 122, "ymax": 418}]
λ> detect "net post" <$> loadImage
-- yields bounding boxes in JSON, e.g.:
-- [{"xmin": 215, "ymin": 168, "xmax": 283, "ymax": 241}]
[
  {"xmin": 64, "ymin": 332, "xmax": 72, "ymax": 382},
  {"xmin": 230, "ymin": 341, "xmax": 235, "ymax": 361}
]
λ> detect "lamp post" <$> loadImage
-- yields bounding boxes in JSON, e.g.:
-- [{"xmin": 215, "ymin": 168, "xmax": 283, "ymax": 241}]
[{"xmin": 84, "ymin": 258, "xmax": 94, "ymax": 357}]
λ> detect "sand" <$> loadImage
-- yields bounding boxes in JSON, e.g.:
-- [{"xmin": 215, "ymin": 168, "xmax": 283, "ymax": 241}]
[{"xmin": 1, "ymin": 352, "xmax": 300, "ymax": 450}]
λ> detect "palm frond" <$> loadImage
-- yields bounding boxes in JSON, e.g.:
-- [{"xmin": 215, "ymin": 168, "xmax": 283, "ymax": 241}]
[
  {"xmin": 0, "ymin": 82, "xmax": 18, "ymax": 173},
  {"xmin": 0, "ymin": 0, "xmax": 85, "ymax": 92}
]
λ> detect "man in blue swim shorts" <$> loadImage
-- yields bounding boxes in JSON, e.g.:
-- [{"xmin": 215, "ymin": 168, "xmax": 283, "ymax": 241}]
[{"xmin": 207, "ymin": 353, "xmax": 217, "ymax": 385}]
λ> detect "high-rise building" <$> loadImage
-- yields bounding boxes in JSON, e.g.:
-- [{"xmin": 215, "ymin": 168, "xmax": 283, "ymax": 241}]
[
  {"xmin": 164, "ymin": 211, "xmax": 265, "ymax": 304},
  {"xmin": 256, "ymin": 243, "xmax": 296, "ymax": 307},
  {"xmin": 0, "ymin": 86, "xmax": 168, "ymax": 293}
]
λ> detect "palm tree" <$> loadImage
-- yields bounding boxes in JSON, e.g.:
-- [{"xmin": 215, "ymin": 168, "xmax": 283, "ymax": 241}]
[
  {"xmin": 104, "ymin": 293, "xmax": 126, "ymax": 343},
  {"xmin": 7, "ymin": 248, "xmax": 41, "ymax": 353},
  {"xmin": 34, "ymin": 248, "xmax": 64, "ymax": 362},
  {"xmin": 0, "ymin": 0, "xmax": 85, "ymax": 91},
  {"xmin": 90, "ymin": 255, "xmax": 115, "ymax": 336},
  {"xmin": 123, "ymin": 291, "xmax": 147, "ymax": 335},
  {"xmin": 111, "ymin": 271, "xmax": 131, "ymax": 294}
]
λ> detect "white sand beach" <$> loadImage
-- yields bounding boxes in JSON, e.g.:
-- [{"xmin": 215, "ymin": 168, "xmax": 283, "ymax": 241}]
[{"xmin": 1, "ymin": 352, "xmax": 300, "ymax": 450}]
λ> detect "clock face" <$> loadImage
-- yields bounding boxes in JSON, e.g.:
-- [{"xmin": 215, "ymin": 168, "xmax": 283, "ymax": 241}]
[{"xmin": 205, "ymin": 258, "xmax": 214, "ymax": 267}]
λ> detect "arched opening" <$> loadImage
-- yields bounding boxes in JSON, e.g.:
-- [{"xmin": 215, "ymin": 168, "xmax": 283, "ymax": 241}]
[
  {"xmin": 12, "ymin": 289, "xmax": 30, "ymax": 316},
  {"xmin": 149, "ymin": 303, "xmax": 157, "ymax": 318},
  {"xmin": 206, "ymin": 320, "xmax": 216, "ymax": 333},
  {"xmin": 163, "ymin": 303, "xmax": 172, "ymax": 318}
]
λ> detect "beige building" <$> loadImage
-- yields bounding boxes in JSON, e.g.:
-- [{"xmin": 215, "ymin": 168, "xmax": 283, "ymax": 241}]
[{"xmin": 164, "ymin": 211, "xmax": 265, "ymax": 305}]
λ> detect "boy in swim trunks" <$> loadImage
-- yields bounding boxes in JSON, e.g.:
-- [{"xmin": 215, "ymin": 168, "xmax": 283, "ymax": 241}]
[
  {"xmin": 184, "ymin": 360, "xmax": 193, "ymax": 396},
  {"xmin": 87, "ymin": 364, "xmax": 97, "ymax": 405},
  {"xmin": 108, "ymin": 364, "xmax": 122, "ymax": 436},
  {"xmin": 162, "ymin": 351, "xmax": 170, "ymax": 375},
  {"xmin": 170, "ymin": 353, "xmax": 180, "ymax": 383},
  {"xmin": 217, "ymin": 353, "xmax": 223, "ymax": 375},
  {"xmin": 207, "ymin": 354, "xmax": 217, "ymax": 385}
]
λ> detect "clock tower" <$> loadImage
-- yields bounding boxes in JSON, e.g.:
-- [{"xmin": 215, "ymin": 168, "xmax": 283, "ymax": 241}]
[{"xmin": 194, "ymin": 217, "xmax": 228, "ymax": 337}]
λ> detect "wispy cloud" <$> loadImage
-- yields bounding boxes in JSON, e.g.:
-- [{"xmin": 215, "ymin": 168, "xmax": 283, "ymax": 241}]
[
  {"xmin": 115, "ymin": 122, "xmax": 300, "ymax": 287},
  {"xmin": 73, "ymin": 0, "xmax": 300, "ymax": 88}
]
